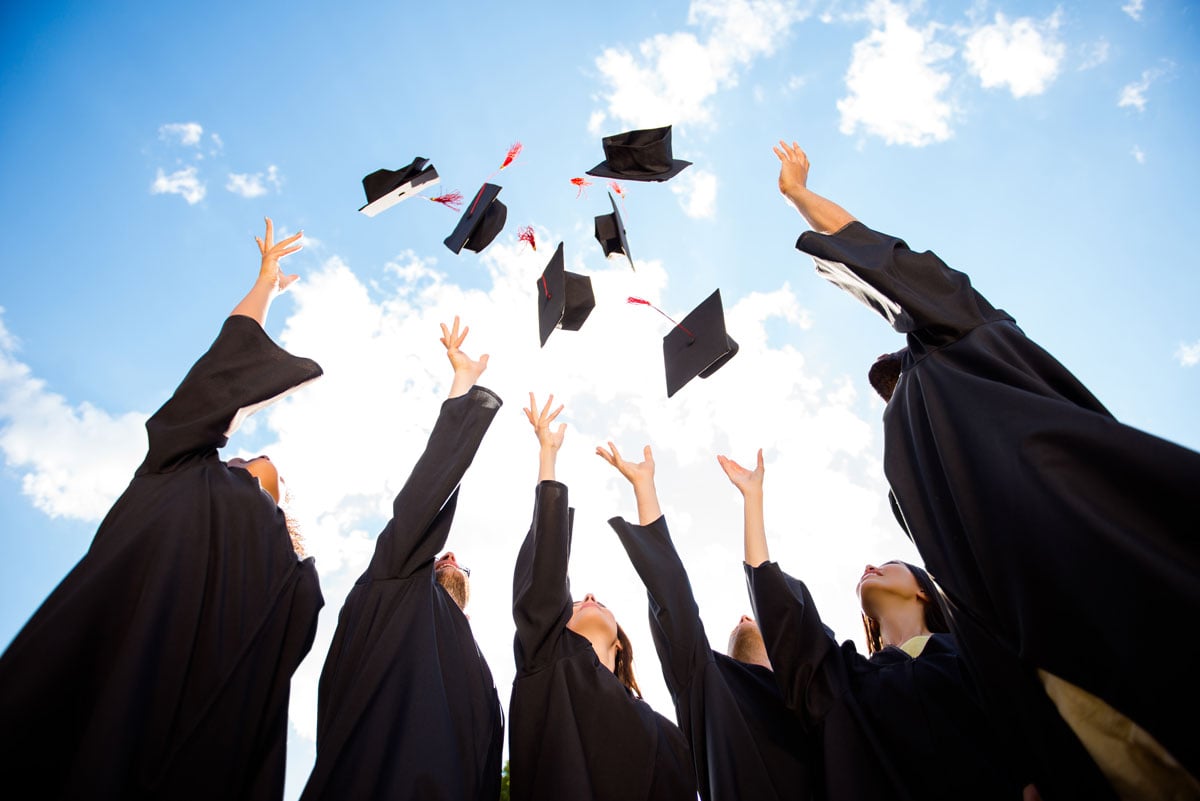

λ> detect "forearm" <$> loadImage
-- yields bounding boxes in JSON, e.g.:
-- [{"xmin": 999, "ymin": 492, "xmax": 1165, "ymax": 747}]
[
  {"xmin": 632, "ymin": 479, "xmax": 662, "ymax": 526},
  {"xmin": 742, "ymin": 488, "xmax": 769, "ymax": 567},
  {"xmin": 448, "ymin": 369, "xmax": 477, "ymax": 399},
  {"xmin": 786, "ymin": 187, "xmax": 856, "ymax": 235},
  {"xmin": 538, "ymin": 446, "xmax": 558, "ymax": 482},
  {"xmin": 229, "ymin": 276, "xmax": 276, "ymax": 327}
]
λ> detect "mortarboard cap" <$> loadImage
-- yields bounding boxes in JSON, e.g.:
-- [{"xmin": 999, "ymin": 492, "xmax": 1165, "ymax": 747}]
[
  {"xmin": 359, "ymin": 157, "xmax": 440, "ymax": 217},
  {"xmin": 663, "ymin": 289, "xmax": 739, "ymax": 397},
  {"xmin": 444, "ymin": 183, "xmax": 508, "ymax": 254},
  {"xmin": 594, "ymin": 191, "xmax": 634, "ymax": 270},
  {"xmin": 586, "ymin": 125, "xmax": 691, "ymax": 183},
  {"xmin": 537, "ymin": 242, "xmax": 596, "ymax": 347}
]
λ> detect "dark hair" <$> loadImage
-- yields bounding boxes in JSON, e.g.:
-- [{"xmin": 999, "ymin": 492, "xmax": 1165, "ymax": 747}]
[
  {"xmin": 862, "ymin": 561, "xmax": 951, "ymax": 655},
  {"xmin": 614, "ymin": 624, "xmax": 642, "ymax": 699}
]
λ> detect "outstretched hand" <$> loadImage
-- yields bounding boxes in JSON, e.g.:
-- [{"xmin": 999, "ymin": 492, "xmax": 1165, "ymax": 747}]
[
  {"xmin": 596, "ymin": 441, "xmax": 656, "ymax": 488},
  {"xmin": 254, "ymin": 216, "xmax": 302, "ymax": 294},
  {"xmin": 525, "ymin": 393, "xmax": 566, "ymax": 452},
  {"xmin": 717, "ymin": 449, "xmax": 764, "ymax": 497},
  {"xmin": 773, "ymin": 140, "xmax": 810, "ymax": 205},
  {"xmin": 441, "ymin": 316, "xmax": 489, "ymax": 398}
]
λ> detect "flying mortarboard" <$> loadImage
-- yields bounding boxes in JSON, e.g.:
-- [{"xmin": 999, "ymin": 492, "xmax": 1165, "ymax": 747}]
[
  {"xmin": 537, "ymin": 242, "xmax": 595, "ymax": 347},
  {"xmin": 358, "ymin": 157, "xmax": 440, "ymax": 217},
  {"xmin": 594, "ymin": 191, "xmax": 634, "ymax": 270},
  {"xmin": 586, "ymin": 125, "xmax": 691, "ymax": 183},
  {"xmin": 444, "ymin": 183, "xmax": 508, "ymax": 254},
  {"xmin": 661, "ymin": 289, "xmax": 739, "ymax": 397}
]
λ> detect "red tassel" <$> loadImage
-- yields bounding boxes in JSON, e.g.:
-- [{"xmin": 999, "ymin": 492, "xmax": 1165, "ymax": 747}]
[
  {"xmin": 429, "ymin": 191, "xmax": 464, "ymax": 211},
  {"xmin": 500, "ymin": 141, "xmax": 523, "ymax": 171},
  {"xmin": 518, "ymin": 225, "xmax": 537, "ymax": 251},
  {"xmin": 627, "ymin": 296, "xmax": 694, "ymax": 339},
  {"xmin": 570, "ymin": 177, "xmax": 592, "ymax": 198},
  {"xmin": 540, "ymin": 276, "xmax": 551, "ymax": 299},
  {"xmin": 609, "ymin": 180, "xmax": 627, "ymax": 200}
]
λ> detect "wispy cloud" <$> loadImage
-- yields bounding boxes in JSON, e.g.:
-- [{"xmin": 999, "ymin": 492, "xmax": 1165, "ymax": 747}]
[
  {"xmin": 0, "ymin": 310, "xmax": 146, "ymax": 521},
  {"xmin": 1079, "ymin": 38, "xmax": 1110, "ymax": 71},
  {"xmin": 590, "ymin": 0, "xmax": 810, "ymax": 132},
  {"xmin": 151, "ymin": 166, "xmax": 205, "ymax": 204},
  {"xmin": 158, "ymin": 122, "xmax": 204, "ymax": 147},
  {"xmin": 1131, "ymin": 145, "xmax": 1146, "ymax": 164},
  {"xmin": 1175, "ymin": 340, "xmax": 1200, "ymax": 367},
  {"xmin": 670, "ymin": 168, "xmax": 718, "ymax": 219},
  {"xmin": 226, "ymin": 165, "xmax": 282, "ymax": 198},
  {"xmin": 963, "ymin": 11, "xmax": 1065, "ymax": 98},
  {"xmin": 1122, "ymin": 0, "xmax": 1145, "ymax": 22},
  {"xmin": 1119, "ymin": 68, "xmax": 1163, "ymax": 112},
  {"xmin": 837, "ymin": 0, "xmax": 955, "ymax": 147}
]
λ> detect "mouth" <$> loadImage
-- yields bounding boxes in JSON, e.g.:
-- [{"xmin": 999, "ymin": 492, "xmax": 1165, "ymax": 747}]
[{"xmin": 859, "ymin": 568, "xmax": 884, "ymax": 583}]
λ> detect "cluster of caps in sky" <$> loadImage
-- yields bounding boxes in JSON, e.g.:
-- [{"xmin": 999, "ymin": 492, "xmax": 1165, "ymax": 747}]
[{"xmin": 357, "ymin": 125, "xmax": 738, "ymax": 398}]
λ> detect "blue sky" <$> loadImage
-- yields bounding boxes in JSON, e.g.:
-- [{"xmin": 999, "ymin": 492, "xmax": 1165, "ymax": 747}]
[{"xmin": 2, "ymin": 0, "xmax": 1197, "ymax": 795}]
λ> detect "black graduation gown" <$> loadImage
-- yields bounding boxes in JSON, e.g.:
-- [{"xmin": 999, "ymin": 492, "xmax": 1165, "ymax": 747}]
[
  {"xmin": 300, "ymin": 386, "xmax": 504, "ymax": 801},
  {"xmin": 509, "ymin": 481, "xmax": 696, "ymax": 801},
  {"xmin": 609, "ymin": 515, "xmax": 812, "ymax": 801},
  {"xmin": 797, "ymin": 222, "xmax": 1200, "ymax": 796},
  {"xmin": 747, "ymin": 561, "xmax": 1020, "ymax": 801},
  {"xmin": 0, "ymin": 314, "xmax": 325, "ymax": 801}
]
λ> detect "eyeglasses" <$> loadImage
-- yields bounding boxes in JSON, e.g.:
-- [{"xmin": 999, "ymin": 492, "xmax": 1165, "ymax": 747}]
[{"xmin": 459, "ymin": 565, "xmax": 471, "ymax": 577}]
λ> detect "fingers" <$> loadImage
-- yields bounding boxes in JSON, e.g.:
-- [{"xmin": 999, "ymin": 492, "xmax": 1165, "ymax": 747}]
[
  {"xmin": 539, "ymin": 393, "xmax": 555, "ymax": 420},
  {"xmin": 264, "ymin": 217, "xmax": 274, "ymax": 248},
  {"xmin": 477, "ymin": 353, "xmax": 489, "ymax": 371},
  {"xmin": 595, "ymin": 444, "xmax": 618, "ymax": 467},
  {"xmin": 756, "ymin": 448, "xmax": 765, "ymax": 470},
  {"xmin": 545, "ymin": 403, "xmax": 564, "ymax": 424},
  {"xmin": 456, "ymin": 325, "xmax": 469, "ymax": 348},
  {"xmin": 643, "ymin": 445, "xmax": 653, "ymax": 462},
  {"xmin": 606, "ymin": 440, "xmax": 622, "ymax": 464},
  {"xmin": 556, "ymin": 422, "xmax": 567, "ymax": 438},
  {"xmin": 278, "ymin": 274, "xmax": 299, "ymax": 292}
]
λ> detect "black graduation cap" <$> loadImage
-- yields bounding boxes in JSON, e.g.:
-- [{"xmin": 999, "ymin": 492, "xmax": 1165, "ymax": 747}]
[
  {"xmin": 444, "ymin": 183, "xmax": 508, "ymax": 254},
  {"xmin": 358, "ymin": 157, "xmax": 440, "ymax": 217},
  {"xmin": 663, "ymin": 289, "xmax": 739, "ymax": 398},
  {"xmin": 594, "ymin": 191, "xmax": 634, "ymax": 270},
  {"xmin": 586, "ymin": 125, "xmax": 692, "ymax": 183},
  {"xmin": 537, "ymin": 242, "xmax": 595, "ymax": 347}
]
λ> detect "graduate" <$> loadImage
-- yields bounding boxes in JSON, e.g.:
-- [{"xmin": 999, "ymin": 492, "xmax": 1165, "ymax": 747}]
[
  {"xmin": 599, "ymin": 440, "xmax": 813, "ymax": 801},
  {"xmin": 0, "ymin": 218, "xmax": 324, "ymax": 800},
  {"xmin": 300, "ymin": 317, "xmax": 503, "ymax": 801},
  {"xmin": 509, "ymin": 395, "xmax": 696, "ymax": 801},
  {"xmin": 720, "ymin": 449, "xmax": 1024, "ymax": 801},
  {"xmin": 775, "ymin": 140, "xmax": 1200, "ymax": 800}
]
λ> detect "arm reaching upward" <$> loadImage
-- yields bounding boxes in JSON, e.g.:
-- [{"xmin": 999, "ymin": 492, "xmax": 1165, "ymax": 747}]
[
  {"xmin": 525, "ymin": 393, "xmax": 567, "ymax": 482},
  {"xmin": 595, "ymin": 442, "xmax": 662, "ymax": 525},
  {"xmin": 717, "ymin": 449, "xmax": 768, "ymax": 567},
  {"xmin": 441, "ymin": 316, "xmax": 490, "ymax": 399},
  {"xmin": 774, "ymin": 141, "xmax": 856, "ymax": 235},
  {"xmin": 231, "ymin": 217, "xmax": 303, "ymax": 326}
]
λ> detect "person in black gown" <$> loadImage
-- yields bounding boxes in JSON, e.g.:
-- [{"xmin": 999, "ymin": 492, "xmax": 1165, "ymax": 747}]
[
  {"xmin": 0, "ymin": 218, "xmax": 324, "ymax": 801},
  {"xmin": 300, "ymin": 317, "xmax": 503, "ymax": 801},
  {"xmin": 718, "ymin": 447, "xmax": 1025, "ymax": 801},
  {"xmin": 598, "ymin": 440, "xmax": 812, "ymax": 801},
  {"xmin": 775, "ymin": 139, "xmax": 1200, "ymax": 800},
  {"xmin": 509, "ymin": 394, "xmax": 696, "ymax": 801}
]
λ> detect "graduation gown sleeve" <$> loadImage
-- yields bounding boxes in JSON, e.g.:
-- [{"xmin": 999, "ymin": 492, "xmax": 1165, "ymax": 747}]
[
  {"xmin": 0, "ymin": 314, "xmax": 324, "ymax": 801},
  {"xmin": 612, "ymin": 517, "xmax": 813, "ymax": 801},
  {"xmin": 513, "ymin": 480, "xmax": 574, "ymax": 674},
  {"xmin": 302, "ymin": 386, "xmax": 503, "ymax": 801}
]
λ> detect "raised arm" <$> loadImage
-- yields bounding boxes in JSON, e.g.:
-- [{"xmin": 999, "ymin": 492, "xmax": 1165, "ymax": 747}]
[
  {"xmin": 513, "ymin": 394, "xmax": 574, "ymax": 672},
  {"xmin": 601, "ymin": 442, "xmax": 710, "ymax": 699},
  {"xmin": 230, "ymin": 217, "xmax": 303, "ymax": 326},
  {"xmin": 717, "ymin": 449, "xmax": 768, "ymax": 568},
  {"xmin": 365, "ymin": 319, "xmax": 501, "ymax": 579},
  {"xmin": 775, "ymin": 141, "xmax": 856, "ymax": 235}
]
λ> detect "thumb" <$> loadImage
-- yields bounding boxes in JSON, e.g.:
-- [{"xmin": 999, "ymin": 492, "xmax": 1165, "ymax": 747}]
[{"xmin": 478, "ymin": 354, "xmax": 490, "ymax": 370}]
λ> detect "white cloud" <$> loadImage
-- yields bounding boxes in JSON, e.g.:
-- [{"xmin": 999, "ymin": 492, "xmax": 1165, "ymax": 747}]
[
  {"xmin": 963, "ymin": 11, "xmax": 1065, "ymax": 98},
  {"xmin": 1079, "ymin": 38, "xmax": 1110, "ymax": 71},
  {"xmin": 226, "ymin": 165, "xmax": 282, "ymax": 198},
  {"xmin": 0, "ymin": 311, "xmax": 147, "ymax": 521},
  {"xmin": 158, "ymin": 122, "xmax": 203, "ymax": 146},
  {"xmin": 1122, "ymin": 0, "xmax": 1145, "ymax": 21},
  {"xmin": 837, "ymin": 0, "xmax": 956, "ymax": 147},
  {"xmin": 151, "ymin": 166, "xmax": 205, "ymax": 205},
  {"xmin": 590, "ymin": 0, "xmax": 810, "ymax": 132},
  {"xmin": 1175, "ymin": 340, "xmax": 1200, "ymax": 367},
  {"xmin": 1131, "ymin": 145, "xmax": 1146, "ymax": 164},
  {"xmin": 1119, "ymin": 68, "xmax": 1160, "ymax": 112},
  {"xmin": 670, "ymin": 167, "xmax": 718, "ymax": 219}
]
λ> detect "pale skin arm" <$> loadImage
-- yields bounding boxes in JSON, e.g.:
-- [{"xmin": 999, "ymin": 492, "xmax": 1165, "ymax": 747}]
[
  {"xmin": 230, "ymin": 217, "xmax": 303, "ymax": 326},
  {"xmin": 717, "ymin": 449, "xmax": 769, "ymax": 567},
  {"xmin": 774, "ymin": 141, "xmax": 857, "ymax": 235},
  {"xmin": 596, "ymin": 443, "xmax": 662, "ymax": 526},
  {"xmin": 440, "ymin": 316, "xmax": 490, "ymax": 399},
  {"xmin": 525, "ymin": 393, "xmax": 566, "ymax": 482}
]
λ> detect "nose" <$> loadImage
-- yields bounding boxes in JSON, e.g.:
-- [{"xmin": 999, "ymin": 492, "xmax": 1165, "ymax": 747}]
[
  {"xmin": 739, "ymin": 614, "xmax": 754, "ymax": 625},
  {"xmin": 583, "ymin": 593, "xmax": 597, "ymax": 603},
  {"xmin": 441, "ymin": 552, "xmax": 457, "ymax": 564}
]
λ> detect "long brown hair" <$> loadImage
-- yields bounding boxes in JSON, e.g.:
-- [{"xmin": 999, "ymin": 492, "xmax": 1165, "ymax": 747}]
[
  {"xmin": 862, "ymin": 561, "xmax": 951, "ymax": 655},
  {"xmin": 614, "ymin": 624, "xmax": 642, "ymax": 699}
]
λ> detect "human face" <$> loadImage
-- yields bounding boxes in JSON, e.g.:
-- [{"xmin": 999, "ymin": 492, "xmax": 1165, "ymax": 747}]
[
  {"xmin": 567, "ymin": 593, "xmax": 619, "ymax": 641},
  {"xmin": 228, "ymin": 455, "xmax": 281, "ymax": 504},
  {"xmin": 726, "ymin": 615, "xmax": 771, "ymax": 668},
  {"xmin": 435, "ymin": 551, "xmax": 471, "ymax": 610},
  {"xmin": 856, "ymin": 561, "xmax": 924, "ymax": 610}
]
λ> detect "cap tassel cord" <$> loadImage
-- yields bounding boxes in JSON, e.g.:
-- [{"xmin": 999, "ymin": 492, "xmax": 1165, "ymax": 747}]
[
  {"xmin": 541, "ymin": 277, "xmax": 551, "ymax": 299},
  {"xmin": 627, "ymin": 296, "xmax": 694, "ymax": 341},
  {"xmin": 429, "ymin": 191, "xmax": 464, "ymax": 211},
  {"xmin": 518, "ymin": 226, "xmax": 537, "ymax": 251}
]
